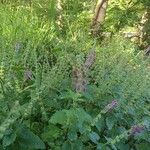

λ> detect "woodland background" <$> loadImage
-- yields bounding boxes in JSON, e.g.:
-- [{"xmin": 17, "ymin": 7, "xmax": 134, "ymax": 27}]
[{"xmin": 0, "ymin": 0, "xmax": 150, "ymax": 150}]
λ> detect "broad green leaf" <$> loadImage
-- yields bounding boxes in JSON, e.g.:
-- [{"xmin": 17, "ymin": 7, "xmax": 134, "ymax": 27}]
[
  {"xmin": 62, "ymin": 140, "xmax": 83, "ymax": 150},
  {"xmin": 75, "ymin": 108, "xmax": 92, "ymax": 124},
  {"xmin": 95, "ymin": 117, "xmax": 105, "ymax": 132},
  {"xmin": 50, "ymin": 108, "xmax": 92, "ymax": 128},
  {"xmin": 117, "ymin": 143, "xmax": 130, "ymax": 150},
  {"xmin": 3, "ymin": 133, "xmax": 16, "ymax": 147},
  {"xmin": 50, "ymin": 110, "xmax": 67, "ymax": 125},
  {"xmin": 62, "ymin": 141, "xmax": 72, "ymax": 150},
  {"xmin": 42, "ymin": 124, "xmax": 61, "ymax": 141},
  {"xmin": 17, "ymin": 125, "xmax": 45, "ymax": 149},
  {"xmin": 72, "ymin": 140, "xmax": 83, "ymax": 150},
  {"xmin": 89, "ymin": 132, "xmax": 100, "ymax": 144},
  {"xmin": 106, "ymin": 116, "xmax": 116, "ymax": 130}
]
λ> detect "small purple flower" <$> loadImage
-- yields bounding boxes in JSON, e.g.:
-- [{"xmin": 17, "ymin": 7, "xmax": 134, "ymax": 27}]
[
  {"xmin": 103, "ymin": 100, "xmax": 118, "ymax": 113},
  {"xmin": 131, "ymin": 125, "xmax": 144, "ymax": 135},
  {"xmin": 24, "ymin": 70, "xmax": 32, "ymax": 80}
]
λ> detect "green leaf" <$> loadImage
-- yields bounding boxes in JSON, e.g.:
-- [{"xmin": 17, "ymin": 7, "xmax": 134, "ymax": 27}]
[
  {"xmin": 89, "ymin": 132, "xmax": 100, "ymax": 144},
  {"xmin": 136, "ymin": 143, "xmax": 150, "ymax": 150},
  {"xmin": 111, "ymin": 144, "xmax": 118, "ymax": 150},
  {"xmin": 106, "ymin": 116, "xmax": 116, "ymax": 130},
  {"xmin": 62, "ymin": 140, "xmax": 83, "ymax": 150},
  {"xmin": 97, "ymin": 143, "xmax": 103, "ymax": 150},
  {"xmin": 3, "ymin": 132, "xmax": 16, "ymax": 147},
  {"xmin": 127, "ymin": 106, "xmax": 135, "ymax": 116},
  {"xmin": 72, "ymin": 140, "xmax": 83, "ymax": 150},
  {"xmin": 42, "ymin": 124, "xmax": 61, "ymax": 141},
  {"xmin": 117, "ymin": 143, "xmax": 130, "ymax": 150},
  {"xmin": 143, "ymin": 116, "xmax": 150, "ymax": 128},
  {"xmin": 134, "ymin": 131, "xmax": 150, "ymax": 142},
  {"xmin": 97, "ymin": 144, "xmax": 110, "ymax": 150},
  {"xmin": 50, "ymin": 110, "xmax": 67, "ymax": 125},
  {"xmin": 75, "ymin": 108, "xmax": 92, "ymax": 124},
  {"xmin": 17, "ymin": 125, "xmax": 45, "ymax": 149},
  {"xmin": 0, "ymin": 144, "xmax": 4, "ymax": 150},
  {"xmin": 62, "ymin": 141, "xmax": 72, "ymax": 150},
  {"xmin": 95, "ymin": 117, "xmax": 105, "ymax": 132},
  {"xmin": 68, "ymin": 129, "xmax": 77, "ymax": 141},
  {"xmin": 50, "ymin": 108, "xmax": 92, "ymax": 128}
]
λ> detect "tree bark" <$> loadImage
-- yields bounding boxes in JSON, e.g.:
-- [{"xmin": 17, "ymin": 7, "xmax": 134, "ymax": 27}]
[
  {"xmin": 138, "ymin": 8, "xmax": 150, "ymax": 47},
  {"xmin": 138, "ymin": 7, "xmax": 150, "ymax": 55},
  {"xmin": 91, "ymin": 0, "xmax": 109, "ymax": 35}
]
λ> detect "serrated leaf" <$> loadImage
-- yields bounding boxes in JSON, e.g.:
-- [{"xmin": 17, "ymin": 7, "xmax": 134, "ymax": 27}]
[
  {"xmin": 50, "ymin": 108, "xmax": 92, "ymax": 128},
  {"xmin": 3, "ymin": 133, "xmax": 16, "ymax": 147},
  {"xmin": 89, "ymin": 132, "xmax": 100, "ymax": 144},
  {"xmin": 50, "ymin": 110, "xmax": 67, "ymax": 125},
  {"xmin": 17, "ymin": 125, "xmax": 45, "ymax": 149},
  {"xmin": 42, "ymin": 124, "xmax": 61, "ymax": 141},
  {"xmin": 106, "ymin": 116, "xmax": 116, "ymax": 130}
]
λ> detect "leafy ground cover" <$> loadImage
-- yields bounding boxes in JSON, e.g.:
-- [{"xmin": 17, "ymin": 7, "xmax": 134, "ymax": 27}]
[{"xmin": 0, "ymin": 1, "xmax": 150, "ymax": 150}]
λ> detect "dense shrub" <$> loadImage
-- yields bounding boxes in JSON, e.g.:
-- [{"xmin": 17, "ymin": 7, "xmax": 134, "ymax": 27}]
[{"xmin": 0, "ymin": 3, "xmax": 150, "ymax": 150}]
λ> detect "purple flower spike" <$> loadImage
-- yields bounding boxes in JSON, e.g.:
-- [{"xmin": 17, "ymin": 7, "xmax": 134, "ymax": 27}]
[
  {"xmin": 103, "ymin": 100, "xmax": 118, "ymax": 113},
  {"xmin": 131, "ymin": 125, "xmax": 144, "ymax": 135}
]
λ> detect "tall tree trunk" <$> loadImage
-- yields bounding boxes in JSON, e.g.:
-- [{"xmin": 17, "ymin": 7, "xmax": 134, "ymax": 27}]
[
  {"xmin": 91, "ymin": 0, "xmax": 109, "ymax": 35},
  {"xmin": 138, "ymin": 7, "xmax": 150, "ymax": 55},
  {"xmin": 57, "ymin": 0, "xmax": 63, "ymax": 27}
]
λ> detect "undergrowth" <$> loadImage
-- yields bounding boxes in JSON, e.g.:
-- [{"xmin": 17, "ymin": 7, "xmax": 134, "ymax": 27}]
[{"xmin": 0, "ymin": 3, "xmax": 150, "ymax": 150}]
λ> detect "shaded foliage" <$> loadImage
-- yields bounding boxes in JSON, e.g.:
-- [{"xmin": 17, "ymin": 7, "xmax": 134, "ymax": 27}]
[{"xmin": 0, "ymin": 1, "xmax": 150, "ymax": 150}]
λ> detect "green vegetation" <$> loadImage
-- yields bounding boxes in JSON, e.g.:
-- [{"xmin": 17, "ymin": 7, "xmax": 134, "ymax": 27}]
[{"xmin": 0, "ymin": 1, "xmax": 150, "ymax": 150}]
